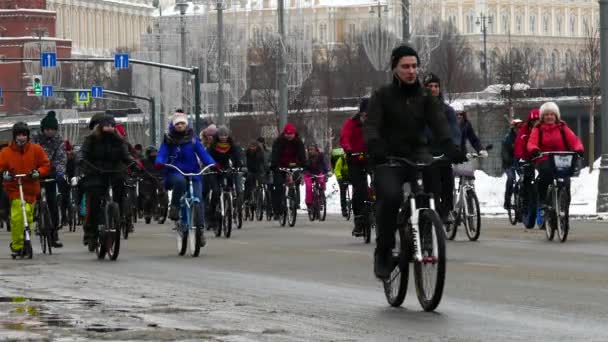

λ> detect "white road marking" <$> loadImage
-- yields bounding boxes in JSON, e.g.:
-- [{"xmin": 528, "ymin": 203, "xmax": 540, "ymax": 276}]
[{"xmin": 326, "ymin": 249, "xmax": 370, "ymax": 256}]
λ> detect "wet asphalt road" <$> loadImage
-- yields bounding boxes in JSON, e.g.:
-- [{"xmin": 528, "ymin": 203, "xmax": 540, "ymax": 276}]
[{"xmin": 0, "ymin": 214, "xmax": 607, "ymax": 341}]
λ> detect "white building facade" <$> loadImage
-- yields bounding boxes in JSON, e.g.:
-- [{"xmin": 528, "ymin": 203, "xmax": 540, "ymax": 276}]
[{"xmin": 46, "ymin": 0, "xmax": 155, "ymax": 55}]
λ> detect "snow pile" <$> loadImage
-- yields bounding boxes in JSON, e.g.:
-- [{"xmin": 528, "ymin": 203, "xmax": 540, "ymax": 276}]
[
  {"xmin": 483, "ymin": 83, "xmax": 531, "ymax": 94},
  {"xmin": 317, "ymin": 158, "xmax": 601, "ymax": 217}
]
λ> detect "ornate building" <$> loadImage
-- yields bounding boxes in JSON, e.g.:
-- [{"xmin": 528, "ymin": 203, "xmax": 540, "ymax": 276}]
[{"xmin": 46, "ymin": 0, "xmax": 155, "ymax": 55}]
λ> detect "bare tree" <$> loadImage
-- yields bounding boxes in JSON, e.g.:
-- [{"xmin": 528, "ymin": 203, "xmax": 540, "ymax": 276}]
[
  {"xmin": 427, "ymin": 21, "xmax": 481, "ymax": 102},
  {"xmin": 574, "ymin": 23, "xmax": 600, "ymax": 170}
]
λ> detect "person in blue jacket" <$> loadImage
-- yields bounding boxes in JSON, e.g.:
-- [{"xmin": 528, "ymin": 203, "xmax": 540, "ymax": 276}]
[{"xmin": 156, "ymin": 112, "xmax": 215, "ymax": 241}]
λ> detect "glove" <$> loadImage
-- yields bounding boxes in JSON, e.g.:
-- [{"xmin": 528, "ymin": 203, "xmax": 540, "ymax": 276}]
[
  {"xmin": 2, "ymin": 171, "xmax": 12, "ymax": 181},
  {"xmin": 70, "ymin": 177, "xmax": 78, "ymax": 186},
  {"xmin": 531, "ymin": 149, "xmax": 542, "ymax": 159},
  {"xmin": 56, "ymin": 171, "xmax": 65, "ymax": 180},
  {"xmin": 466, "ymin": 153, "xmax": 473, "ymax": 161},
  {"xmin": 479, "ymin": 150, "xmax": 489, "ymax": 158},
  {"xmin": 576, "ymin": 150, "xmax": 585, "ymax": 158},
  {"xmin": 30, "ymin": 169, "xmax": 40, "ymax": 179},
  {"xmin": 154, "ymin": 163, "xmax": 163, "ymax": 170}
]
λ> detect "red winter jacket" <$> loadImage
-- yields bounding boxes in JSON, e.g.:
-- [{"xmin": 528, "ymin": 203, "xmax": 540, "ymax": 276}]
[
  {"xmin": 527, "ymin": 122, "xmax": 584, "ymax": 164},
  {"xmin": 513, "ymin": 123, "xmax": 534, "ymax": 160},
  {"xmin": 339, "ymin": 117, "xmax": 367, "ymax": 154}
]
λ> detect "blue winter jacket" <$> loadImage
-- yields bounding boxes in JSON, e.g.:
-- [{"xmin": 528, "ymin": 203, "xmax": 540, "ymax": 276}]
[{"xmin": 156, "ymin": 127, "xmax": 215, "ymax": 182}]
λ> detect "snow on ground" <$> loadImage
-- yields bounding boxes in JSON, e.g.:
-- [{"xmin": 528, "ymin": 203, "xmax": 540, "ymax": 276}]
[{"xmin": 319, "ymin": 159, "xmax": 601, "ymax": 217}]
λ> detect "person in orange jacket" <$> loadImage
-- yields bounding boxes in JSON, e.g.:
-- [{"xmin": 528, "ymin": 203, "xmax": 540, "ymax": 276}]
[{"xmin": 0, "ymin": 122, "xmax": 51, "ymax": 256}]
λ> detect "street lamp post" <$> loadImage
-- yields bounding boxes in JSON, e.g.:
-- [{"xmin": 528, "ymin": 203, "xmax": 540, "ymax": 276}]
[
  {"xmin": 176, "ymin": 0, "xmax": 189, "ymax": 112},
  {"xmin": 597, "ymin": 0, "xmax": 608, "ymax": 214},
  {"xmin": 476, "ymin": 13, "xmax": 492, "ymax": 89},
  {"xmin": 216, "ymin": 0, "xmax": 226, "ymax": 126},
  {"xmin": 369, "ymin": 1, "xmax": 388, "ymax": 84},
  {"xmin": 401, "ymin": 0, "xmax": 410, "ymax": 43},
  {"xmin": 277, "ymin": 0, "xmax": 288, "ymax": 131}
]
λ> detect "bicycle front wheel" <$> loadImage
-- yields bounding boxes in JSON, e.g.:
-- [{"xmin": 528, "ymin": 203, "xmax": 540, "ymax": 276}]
[
  {"xmin": 382, "ymin": 211, "xmax": 409, "ymax": 307},
  {"xmin": 223, "ymin": 194, "xmax": 233, "ymax": 238},
  {"xmin": 106, "ymin": 203, "xmax": 121, "ymax": 261},
  {"xmin": 557, "ymin": 187, "xmax": 570, "ymax": 243},
  {"xmin": 507, "ymin": 188, "xmax": 518, "ymax": 226},
  {"xmin": 413, "ymin": 209, "xmax": 446, "ymax": 312},
  {"xmin": 39, "ymin": 203, "xmax": 53, "ymax": 255},
  {"xmin": 464, "ymin": 190, "xmax": 481, "ymax": 241},
  {"xmin": 188, "ymin": 204, "xmax": 202, "ymax": 257},
  {"xmin": 319, "ymin": 192, "xmax": 327, "ymax": 222},
  {"xmin": 545, "ymin": 187, "xmax": 556, "ymax": 241}
]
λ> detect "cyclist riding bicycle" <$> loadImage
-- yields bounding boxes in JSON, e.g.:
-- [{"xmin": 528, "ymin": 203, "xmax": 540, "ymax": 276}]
[
  {"xmin": 363, "ymin": 45, "xmax": 464, "ymax": 279},
  {"xmin": 331, "ymin": 147, "xmax": 349, "ymax": 217},
  {"xmin": 141, "ymin": 146, "xmax": 163, "ymax": 219},
  {"xmin": 455, "ymin": 105, "xmax": 488, "ymax": 159},
  {"xmin": 32, "ymin": 111, "xmax": 67, "ymax": 248},
  {"xmin": 200, "ymin": 124, "xmax": 218, "ymax": 149},
  {"xmin": 423, "ymin": 74, "xmax": 464, "ymax": 224},
  {"xmin": 80, "ymin": 115, "xmax": 136, "ymax": 247},
  {"xmin": 0, "ymin": 122, "xmax": 51, "ymax": 257},
  {"xmin": 270, "ymin": 123, "xmax": 306, "ymax": 220},
  {"xmin": 303, "ymin": 143, "xmax": 329, "ymax": 213},
  {"xmin": 340, "ymin": 98, "xmax": 370, "ymax": 236},
  {"xmin": 502, "ymin": 119, "xmax": 523, "ymax": 210},
  {"xmin": 155, "ymin": 112, "xmax": 214, "ymax": 241},
  {"xmin": 207, "ymin": 125, "xmax": 243, "ymax": 222},
  {"xmin": 244, "ymin": 140, "xmax": 266, "ymax": 205},
  {"xmin": 527, "ymin": 102, "xmax": 584, "ymax": 214},
  {"xmin": 513, "ymin": 109, "xmax": 541, "ymax": 226}
]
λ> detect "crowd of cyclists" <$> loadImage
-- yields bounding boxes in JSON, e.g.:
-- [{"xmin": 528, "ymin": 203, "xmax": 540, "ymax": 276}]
[{"xmin": 0, "ymin": 45, "xmax": 586, "ymax": 283}]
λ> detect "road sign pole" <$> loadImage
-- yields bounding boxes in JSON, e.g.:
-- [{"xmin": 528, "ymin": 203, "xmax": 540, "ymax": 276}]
[
  {"xmin": 193, "ymin": 67, "xmax": 201, "ymax": 134},
  {"xmin": 150, "ymin": 96, "xmax": 156, "ymax": 146}
]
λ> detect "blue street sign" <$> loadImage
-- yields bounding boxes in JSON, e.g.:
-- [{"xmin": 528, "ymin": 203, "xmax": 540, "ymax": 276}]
[
  {"xmin": 41, "ymin": 52, "xmax": 57, "ymax": 68},
  {"xmin": 42, "ymin": 85, "xmax": 53, "ymax": 97},
  {"xmin": 114, "ymin": 53, "xmax": 129, "ymax": 69},
  {"xmin": 91, "ymin": 86, "xmax": 103, "ymax": 98}
]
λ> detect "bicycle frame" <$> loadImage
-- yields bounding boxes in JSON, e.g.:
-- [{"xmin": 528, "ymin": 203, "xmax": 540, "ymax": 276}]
[
  {"xmin": 14, "ymin": 175, "xmax": 31, "ymax": 241},
  {"xmin": 164, "ymin": 163, "xmax": 214, "ymax": 230}
]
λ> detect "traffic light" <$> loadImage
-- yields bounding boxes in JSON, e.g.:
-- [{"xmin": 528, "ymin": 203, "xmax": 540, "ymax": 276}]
[{"xmin": 32, "ymin": 75, "xmax": 42, "ymax": 96}]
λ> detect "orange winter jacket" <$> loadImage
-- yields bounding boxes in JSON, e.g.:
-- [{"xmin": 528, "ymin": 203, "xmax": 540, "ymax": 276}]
[{"xmin": 0, "ymin": 141, "xmax": 51, "ymax": 203}]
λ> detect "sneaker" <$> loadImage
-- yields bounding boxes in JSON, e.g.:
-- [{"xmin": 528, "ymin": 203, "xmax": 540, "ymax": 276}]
[
  {"xmin": 341, "ymin": 208, "xmax": 348, "ymax": 218},
  {"xmin": 199, "ymin": 233, "xmax": 207, "ymax": 248},
  {"xmin": 169, "ymin": 206, "xmax": 179, "ymax": 221},
  {"xmin": 374, "ymin": 249, "xmax": 392, "ymax": 280},
  {"xmin": 52, "ymin": 240, "xmax": 63, "ymax": 248}
]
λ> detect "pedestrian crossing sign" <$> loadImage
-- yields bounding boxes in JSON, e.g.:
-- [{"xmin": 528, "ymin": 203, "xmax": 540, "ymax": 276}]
[{"xmin": 76, "ymin": 91, "xmax": 90, "ymax": 104}]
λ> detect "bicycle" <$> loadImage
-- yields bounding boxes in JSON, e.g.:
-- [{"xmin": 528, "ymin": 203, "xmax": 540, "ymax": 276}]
[
  {"xmin": 9, "ymin": 174, "xmax": 34, "ymax": 259},
  {"xmin": 444, "ymin": 146, "xmax": 491, "ymax": 242},
  {"xmin": 506, "ymin": 162, "xmax": 530, "ymax": 226},
  {"xmin": 231, "ymin": 169, "xmax": 245, "ymax": 230},
  {"xmin": 344, "ymin": 184, "xmax": 352, "ymax": 221},
  {"xmin": 67, "ymin": 177, "xmax": 79, "ymax": 232},
  {"xmin": 121, "ymin": 175, "xmax": 137, "ymax": 240},
  {"xmin": 277, "ymin": 168, "xmax": 302, "ymax": 227},
  {"xmin": 307, "ymin": 174, "xmax": 327, "ymax": 222},
  {"xmin": 381, "ymin": 156, "xmax": 446, "ymax": 312},
  {"xmin": 212, "ymin": 168, "xmax": 238, "ymax": 238},
  {"xmin": 164, "ymin": 163, "xmax": 214, "ymax": 257},
  {"xmin": 538, "ymin": 152, "xmax": 578, "ymax": 243},
  {"xmin": 362, "ymin": 177, "xmax": 376, "ymax": 244},
  {"xmin": 82, "ymin": 160, "xmax": 137, "ymax": 260},
  {"xmin": 36, "ymin": 178, "xmax": 57, "ymax": 255}
]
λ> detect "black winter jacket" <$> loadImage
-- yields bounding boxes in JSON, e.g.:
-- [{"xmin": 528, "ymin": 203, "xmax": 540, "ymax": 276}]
[
  {"xmin": 80, "ymin": 130, "xmax": 134, "ymax": 187},
  {"xmin": 209, "ymin": 137, "xmax": 242, "ymax": 169},
  {"xmin": 364, "ymin": 77, "xmax": 453, "ymax": 164}
]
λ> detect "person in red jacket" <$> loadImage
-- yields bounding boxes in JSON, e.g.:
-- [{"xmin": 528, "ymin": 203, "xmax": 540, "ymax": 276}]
[
  {"xmin": 339, "ymin": 98, "xmax": 370, "ymax": 236},
  {"xmin": 513, "ymin": 109, "xmax": 540, "ymax": 161},
  {"xmin": 527, "ymin": 101, "xmax": 584, "ymax": 209}
]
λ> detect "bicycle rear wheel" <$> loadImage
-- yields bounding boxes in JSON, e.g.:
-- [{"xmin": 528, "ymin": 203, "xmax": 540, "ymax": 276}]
[
  {"xmin": 507, "ymin": 189, "xmax": 518, "ymax": 226},
  {"xmin": 256, "ymin": 188, "xmax": 264, "ymax": 221},
  {"xmin": 188, "ymin": 204, "xmax": 202, "ymax": 257},
  {"xmin": 39, "ymin": 203, "xmax": 53, "ymax": 255},
  {"xmin": 287, "ymin": 188, "xmax": 297, "ymax": 227},
  {"xmin": 122, "ymin": 196, "xmax": 131, "ymax": 240},
  {"xmin": 382, "ymin": 211, "xmax": 409, "ymax": 307},
  {"xmin": 557, "ymin": 187, "xmax": 570, "ymax": 243},
  {"xmin": 319, "ymin": 192, "xmax": 327, "ymax": 222},
  {"xmin": 234, "ymin": 197, "xmax": 243, "ymax": 230},
  {"xmin": 545, "ymin": 187, "xmax": 556, "ymax": 241},
  {"xmin": 443, "ymin": 210, "xmax": 458, "ymax": 241},
  {"xmin": 413, "ymin": 209, "xmax": 446, "ymax": 312}
]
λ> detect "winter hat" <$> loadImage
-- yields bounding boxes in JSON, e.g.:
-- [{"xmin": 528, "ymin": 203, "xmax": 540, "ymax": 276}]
[
  {"xmin": 423, "ymin": 73, "xmax": 441, "ymax": 86},
  {"xmin": 283, "ymin": 123, "xmax": 297, "ymax": 135},
  {"xmin": 204, "ymin": 124, "xmax": 218, "ymax": 136},
  {"xmin": 217, "ymin": 125, "xmax": 230, "ymax": 137},
  {"xmin": 527, "ymin": 109, "xmax": 540, "ymax": 121},
  {"xmin": 115, "ymin": 123, "xmax": 126, "ymax": 137},
  {"xmin": 41, "ymin": 111, "xmax": 59, "ymax": 130},
  {"xmin": 172, "ymin": 112, "xmax": 188, "ymax": 126},
  {"xmin": 64, "ymin": 140, "xmax": 73, "ymax": 152},
  {"xmin": 539, "ymin": 102, "xmax": 560, "ymax": 121},
  {"xmin": 391, "ymin": 45, "xmax": 420, "ymax": 69},
  {"xmin": 359, "ymin": 98, "xmax": 369, "ymax": 113},
  {"xmin": 89, "ymin": 112, "xmax": 107, "ymax": 130},
  {"xmin": 97, "ymin": 114, "xmax": 116, "ymax": 128},
  {"xmin": 12, "ymin": 122, "xmax": 30, "ymax": 140}
]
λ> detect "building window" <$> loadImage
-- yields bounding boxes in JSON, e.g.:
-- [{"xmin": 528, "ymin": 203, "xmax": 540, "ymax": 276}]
[
  {"xmin": 516, "ymin": 15, "xmax": 522, "ymax": 34},
  {"xmin": 543, "ymin": 15, "xmax": 549, "ymax": 34},
  {"xmin": 570, "ymin": 14, "xmax": 577, "ymax": 36},
  {"xmin": 466, "ymin": 13, "xmax": 475, "ymax": 33},
  {"xmin": 529, "ymin": 15, "xmax": 536, "ymax": 34},
  {"xmin": 583, "ymin": 16, "xmax": 589, "ymax": 32},
  {"xmin": 319, "ymin": 23, "xmax": 327, "ymax": 42},
  {"xmin": 502, "ymin": 13, "xmax": 509, "ymax": 33},
  {"xmin": 556, "ymin": 16, "xmax": 563, "ymax": 35}
]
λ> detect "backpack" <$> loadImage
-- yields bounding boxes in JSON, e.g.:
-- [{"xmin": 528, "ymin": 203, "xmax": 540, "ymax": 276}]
[{"xmin": 537, "ymin": 124, "xmax": 571, "ymax": 151}]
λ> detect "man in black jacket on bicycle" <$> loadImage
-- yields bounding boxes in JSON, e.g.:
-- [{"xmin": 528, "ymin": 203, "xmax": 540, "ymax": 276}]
[{"xmin": 364, "ymin": 45, "xmax": 463, "ymax": 279}]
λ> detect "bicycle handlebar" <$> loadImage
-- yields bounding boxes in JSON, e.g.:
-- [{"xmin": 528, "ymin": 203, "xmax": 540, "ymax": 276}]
[
  {"xmin": 81, "ymin": 159, "xmax": 138, "ymax": 174},
  {"xmin": 278, "ymin": 167, "xmax": 303, "ymax": 173},
  {"xmin": 164, "ymin": 163, "xmax": 215, "ymax": 177},
  {"xmin": 385, "ymin": 155, "xmax": 444, "ymax": 168},
  {"xmin": 532, "ymin": 151, "xmax": 578, "ymax": 161}
]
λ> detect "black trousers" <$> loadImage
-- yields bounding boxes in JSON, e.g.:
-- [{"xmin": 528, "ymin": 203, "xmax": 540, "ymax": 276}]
[
  {"xmin": 536, "ymin": 160, "xmax": 570, "ymax": 206},
  {"xmin": 338, "ymin": 180, "xmax": 348, "ymax": 212},
  {"xmin": 435, "ymin": 164, "xmax": 454, "ymax": 218},
  {"xmin": 84, "ymin": 178, "xmax": 125, "ymax": 238},
  {"xmin": 42, "ymin": 181, "xmax": 60, "ymax": 236},
  {"xmin": 374, "ymin": 164, "xmax": 434, "ymax": 253},
  {"xmin": 347, "ymin": 161, "xmax": 369, "ymax": 218},
  {"xmin": 272, "ymin": 171, "xmax": 301, "ymax": 214}
]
